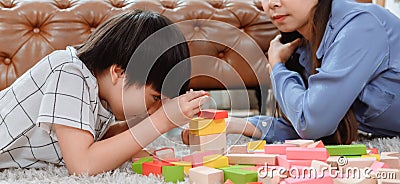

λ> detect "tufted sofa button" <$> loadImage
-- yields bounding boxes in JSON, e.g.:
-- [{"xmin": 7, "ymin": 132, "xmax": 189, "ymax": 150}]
[
  {"xmin": 33, "ymin": 28, "xmax": 40, "ymax": 33},
  {"xmin": 193, "ymin": 26, "xmax": 200, "ymax": 32},
  {"xmin": 90, "ymin": 27, "xmax": 96, "ymax": 32},
  {"xmin": 4, "ymin": 58, "xmax": 12, "ymax": 65},
  {"xmin": 218, "ymin": 52, "xmax": 225, "ymax": 58}
]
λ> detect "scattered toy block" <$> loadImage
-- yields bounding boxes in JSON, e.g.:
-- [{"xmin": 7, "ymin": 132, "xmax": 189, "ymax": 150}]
[
  {"xmin": 380, "ymin": 152, "xmax": 400, "ymax": 169},
  {"xmin": 264, "ymin": 144, "xmax": 296, "ymax": 155},
  {"xmin": 371, "ymin": 161, "xmax": 388, "ymax": 173},
  {"xmin": 333, "ymin": 174, "xmax": 377, "ymax": 184},
  {"xmin": 162, "ymin": 165, "xmax": 184, "ymax": 183},
  {"xmin": 224, "ymin": 179, "xmax": 234, "ymax": 184},
  {"xmin": 310, "ymin": 160, "xmax": 330, "ymax": 173},
  {"xmin": 189, "ymin": 132, "xmax": 227, "ymax": 153},
  {"xmin": 189, "ymin": 118, "xmax": 226, "ymax": 136},
  {"xmin": 326, "ymin": 156, "xmax": 341, "ymax": 168},
  {"xmin": 377, "ymin": 168, "xmax": 400, "ymax": 181},
  {"xmin": 226, "ymin": 154, "xmax": 277, "ymax": 165},
  {"xmin": 286, "ymin": 147, "xmax": 329, "ymax": 161},
  {"xmin": 367, "ymin": 148, "xmax": 379, "ymax": 154},
  {"xmin": 277, "ymin": 155, "xmax": 312, "ymax": 169},
  {"xmin": 142, "ymin": 161, "xmax": 173, "ymax": 176},
  {"xmin": 171, "ymin": 161, "xmax": 192, "ymax": 175},
  {"xmin": 224, "ymin": 168, "xmax": 258, "ymax": 184},
  {"xmin": 339, "ymin": 157, "xmax": 376, "ymax": 170},
  {"xmin": 189, "ymin": 166, "xmax": 224, "ymax": 184},
  {"xmin": 198, "ymin": 109, "xmax": 229, "ymax": 119},
  {"xmin": 377, "ymin": 179, "xmax": 400, "ymax": 184},
  {"xmin": 248, "ymin": 140, "xmax": 267, "ymax": 152},
  {"xmin": 307, "ymin": 141, "xmax": 325, "ymax": 148},
  {"xmin": 132, "ymin": 157, "xmax": 153, "ymax": 174},
  {"xmin": 203, "ymin": 154, "xmax": 229, "ymax": 169},
  {"xmin": 228, "ymin": 145, "xmax": 248, "ymax": 154},
  {"xmin": 362, "ymin": 154, "xmax": 380, "ymax": 161},
  {"xmin": 183, "ymin": 150, "xmax": 219, "ymax": 167},
  {"xmin": 325, "ymin": 144, "xmax": 367, "ymax": 156},
  {"xmin": 284, "ymin": 140, "xmax": 314, "ymax": 147},
  {"xmin": 258, "ymin": 167, "xmax": 282, "ymax": 184},
  {"xmin": 154, "ymin": 147, "xmax": 175, "ymax": 159},
  {"xmin": 132, "ymin": 148, "xmax": 154, "ymax": 161},
  {"xmin": 281, "ymin": 172, "xmax": 334, "ymax": 184}
]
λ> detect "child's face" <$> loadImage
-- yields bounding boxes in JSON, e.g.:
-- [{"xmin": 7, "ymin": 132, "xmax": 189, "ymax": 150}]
[{"xmin": 262, "ymin": 0, "xmax": 317, "ymax": 33}]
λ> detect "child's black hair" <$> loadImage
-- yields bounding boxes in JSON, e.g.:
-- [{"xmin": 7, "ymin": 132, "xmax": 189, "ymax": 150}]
[{"xmin": 76, "ymin": 10, "xmax": 191, "ymax": 98}]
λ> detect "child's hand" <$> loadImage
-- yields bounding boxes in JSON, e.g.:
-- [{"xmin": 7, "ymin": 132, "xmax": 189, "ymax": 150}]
[
  {"xmin": 181, "ymin": 128, "xmax": 190, "ymax": 145},
  {"xmin": 153, "ymin": 90, "xmax": 209, "ymax": 131}
]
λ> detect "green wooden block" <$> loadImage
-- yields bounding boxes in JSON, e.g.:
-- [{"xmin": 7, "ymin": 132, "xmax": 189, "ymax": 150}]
[
  {"xmin": 162, "ymin": 166, "xmax": 184, "ymax": 183},
  {"xmin": 131, "ymin": 157, "xmax": 153, "ymax": 174},
  {"xmin": 218, "ymin": 165, "xmax": 253, "ymax": 171},
  {"xmin": 325, "ymin": 144, "xmax": 367, "ymax": 156},
  {"xmin": 224, "ymin": 168, "xmax": 258, "ymax": 184},
  {"xmin": 344, "ymin": 155, "xmax": 362, "ymax": 158}
]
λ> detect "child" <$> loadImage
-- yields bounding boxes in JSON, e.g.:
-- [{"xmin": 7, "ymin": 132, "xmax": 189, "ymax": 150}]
[
  {"xmin": 0, "ymin": 10, "xmax": 209, "ymax": 175},
  {"xmin": 183, "ymin": 0, "xmax": 400, "ymax": 145}
]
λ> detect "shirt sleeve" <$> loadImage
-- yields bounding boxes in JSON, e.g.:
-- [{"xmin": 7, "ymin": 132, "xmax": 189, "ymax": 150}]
[
  {"xmin": 36, "ymin": 63, "xmax": 97, "ymax": 139},
  {"xmin": 247, "ymin": 116, "xmax": 301, "ymax": 143},
  {"xmin": 270, "ymin": 12, "xmax": 388, "ymax": 139}
]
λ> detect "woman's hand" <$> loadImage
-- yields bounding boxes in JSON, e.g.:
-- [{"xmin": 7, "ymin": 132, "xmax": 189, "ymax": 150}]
[
  {"xmin": 268, "ymin": 34, "xmax": 302, "ymax": 71},
  {"xmin": 152, "ymin": 90, "xmax": 210, "ymax": 132}
]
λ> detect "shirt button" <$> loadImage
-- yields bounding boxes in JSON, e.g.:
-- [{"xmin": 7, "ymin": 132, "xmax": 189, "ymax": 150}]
[{"xmin": 262, "ymin": 121, "xmax": 267, "ymax": 127}]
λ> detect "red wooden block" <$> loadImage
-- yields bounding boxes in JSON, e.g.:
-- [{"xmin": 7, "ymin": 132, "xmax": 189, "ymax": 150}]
[
  {"xmin": 142, "ymin": 161, "xmax": 173, "ymax": 176},
  {"xmin": 367, "ymin": 148, "xmax": 379, "ymax": 154},
  {"xmin": 286, "ymin": 147, "xmax": 329, "ymax": 161},
  {"xmin": 224, "ymin": 179, "xmax": 234, "ymax": 184},
  {"xmin": 198, "ymin": 109, "xmax": 228, "ymax": 119},
  {"xmin": 265, "ymin": 144, "xmax": 296, "ymax": 155}
]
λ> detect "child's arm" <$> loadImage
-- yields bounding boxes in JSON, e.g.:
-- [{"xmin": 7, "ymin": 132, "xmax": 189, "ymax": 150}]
[{"xmin": 55, "ymin": 91, "xmax": 209, "ymax": 175}]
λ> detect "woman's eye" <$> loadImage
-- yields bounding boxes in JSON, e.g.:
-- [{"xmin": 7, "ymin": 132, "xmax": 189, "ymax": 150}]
[{"xmin": 153, "ymin": 96, "xmax": 160, "ymax": 101}]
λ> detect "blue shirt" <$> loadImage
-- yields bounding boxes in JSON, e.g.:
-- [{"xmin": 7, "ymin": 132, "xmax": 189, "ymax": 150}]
[{"xmin": 249, "ymin": 0, "xmax": 400, "ymax": 143}]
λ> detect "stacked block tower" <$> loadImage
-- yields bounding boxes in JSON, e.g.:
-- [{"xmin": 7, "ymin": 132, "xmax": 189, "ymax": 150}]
[{"xmin": 189, "ymin": 109, "xmax": 228, "ymax": 154}]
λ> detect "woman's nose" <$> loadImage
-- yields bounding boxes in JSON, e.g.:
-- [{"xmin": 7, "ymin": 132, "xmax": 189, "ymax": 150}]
[{"xmin": 268, "ymin": 0, "xmax": 282, "ymax": 9}]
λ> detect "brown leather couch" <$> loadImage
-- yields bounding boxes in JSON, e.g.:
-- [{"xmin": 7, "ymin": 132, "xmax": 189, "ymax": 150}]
[{"xmin": 0, "ymin": 0, "xmax": 371, "ymax": 112}]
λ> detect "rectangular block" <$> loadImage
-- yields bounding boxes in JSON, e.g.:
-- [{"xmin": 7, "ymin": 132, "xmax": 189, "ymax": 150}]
[
  {"xmin": 198, "ymin": 109, "xmax": 229, "ymax": 119},
  {"xmin": 182, "ymin": 150, "xmax": 219, "ymax": 167},
  {"xmin": 334, "ymin": 174, "xmax": 377, "ymax": 184},
  {"xmin": 307, "ymin": 141, "xmax": 325, "ymax": 148},
  {"xmin": 189, "ymin": 166, "xmax": 224, "ymax": 184},
  {"xmin": 371, "ymin": 161, "xmax": 388, "ymax": 173},
  {"xmin": 228, "ymin": 145, "xmax": 248, "ymax": 154},
  {"xmin": 367, "ymin": 148, "xmax": 379, "ymax": 154},
  {"xmin": 264, "ymin": 144, "xmax": 296, "ymax": 155},
  {"xmin": 131, "ymin": 157, "xmax": 153, "ymax": 174},
  {"xmin": 362, "ymin": 154, "xmax": 380, "ymax": 161},
  {"xmin": 162, "ymin": 165, "xmax": 184, "ymax": 183},
  {"xmin": 224, "ymin": 168, "xmax": 258, "ymax": 184},
  {"xmin": 189, "ymin": 132, "xmax": 226, "ymax": 153},
  {"xmin": 247, "ymin": 140, "xmax": 266, "ymax": 152},
  {"xmin": 189, "ymin": 118, "xmax": 226, "ymax": 136},
  {"xmin": 325, "ymin": 144, "xmax": 367, "ymax": 156},
  {"xmin": 142, "ymin": 161, "xmax": 173, "ymax": 176},
  {"xmin": 310, "ymin": 160, "xmax": 330, "ymax": 173},
  {"xmin": 339, "ymin": 157, "xmax": 376, "ymax": 170},
  {"xmin": 281, "ymin": 173, "xmax": 333, "ymax": 184},
  {"xmin": 154, "ymin": 147, "xmax": 175, "ymax": 159},
  {"xmin": 286, "ymin": 147, "xmax": 329, "ymax": 161},
  {"xmin": 258, "ymin": 168, "xmax": 282, "ymax": 184},
  {"xmin": 377, "ymin": 168, "xmax": 400, "ymax": 181},
  {"xmin": 277, "ymin": 155, "xmax": 312, "ymax": 169},
  {"xmin": 203, "ymin": 154, "xmax": 229, "ymax": 169},
  {"xmin": 284, "ymin": 140, "xmax": 314, "ymax": 147},
  {"xmin": 226, "ymin": 154, "xmax": 277, "ymax": 165},
  {"xmin": 380, "ymin": 152, "xmax": 400, "ymax": 169},
  {"xmin": 171, "ymin": 161, "xmax": 192, "ymax": 175}
]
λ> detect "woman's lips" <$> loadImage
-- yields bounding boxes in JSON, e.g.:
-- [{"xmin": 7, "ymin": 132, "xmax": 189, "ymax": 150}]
[{"xmin": 273, "ymin": 15, "xmax": 287, "ymax": 23}]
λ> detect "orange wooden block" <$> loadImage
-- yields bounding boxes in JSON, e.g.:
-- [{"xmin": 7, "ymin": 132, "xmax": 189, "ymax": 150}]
[
  {"xmin": 264, "ymin": 144, "xmax": 296, "ymax": 155},
  {"xmin": 142, "ymin": 161, "xmax": 173, "ymax": 176},
  {"xmin": 367, "ymin": 148, "xmax": 379, "ymax": 154},
  {"xmin": 286, "ymin": 147, "xmax": 329, "ymax": 161},
  {"xmin": 198, "ymin": 109, "xmax": 228, "ymax": 119},
  {"xmin": 226, "ymin": 154, "xmax": 277, "ymax": 165}
]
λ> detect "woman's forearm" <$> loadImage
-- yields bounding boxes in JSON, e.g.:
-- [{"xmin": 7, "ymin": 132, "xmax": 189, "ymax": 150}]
[{"xmin": 227, "ymin": 117, "xmax": 262, "ymax": 139}]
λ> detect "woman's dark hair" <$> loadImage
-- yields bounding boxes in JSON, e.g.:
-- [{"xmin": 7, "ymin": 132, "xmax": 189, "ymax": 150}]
[
  {"xmin": 76, "ymin": 10, "xmax": 191, "ymax": 98},
  {"xmin": 275, "ymin": 0, "xmax": 359, "ymax": 144}
]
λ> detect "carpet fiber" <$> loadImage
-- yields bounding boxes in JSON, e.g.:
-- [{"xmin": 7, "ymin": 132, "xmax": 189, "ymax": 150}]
[{"xmin": 1, "ymin": 133, "xmax": 399, "ymax": 184}]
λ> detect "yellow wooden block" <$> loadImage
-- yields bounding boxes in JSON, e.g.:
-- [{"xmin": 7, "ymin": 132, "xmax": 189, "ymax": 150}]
[
  {"xmin": 189, "ymin": 118, "xmax": 226, "ymax": 136},
  {"xmin": 362, "ymin": 154, "xmax": 380, "ymax": 161},
  {"xmin": 247, "ymin": 140, "xmax": 266, "ymax": 152},
  {"xmin": 203, "ymin": 154, "xmax": 229, "ymax": 168},
  {"xmin": 171, "ymin": 161, "xmax": 192, "ymax": 175}
]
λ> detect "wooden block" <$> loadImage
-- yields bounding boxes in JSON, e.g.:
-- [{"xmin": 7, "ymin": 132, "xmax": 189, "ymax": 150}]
[
  {"xmin": 189, "ymin": 166, "xmax": 224, "ymax": 184},
  {"xmin": 154, "ymin": 147, "xmax": 175, "ymax": 159},
  {"xmin": 189, "ymin": 118, "xmax": 226, "ymax": 136},
  {"xmin": 310, "ymin": 160, "xmax": 330, "ymax": 173},
  {"xmin": 189, "ymin": 132, "xmax": 226, "ymax": 153},
  {"xmin": 277, "ymin": 155, "xmax": 312, "ymax": 169},
  {"xmin": 162, "ymin": 165, "xmax": 184, "ymax": 183},
  {"xmin": 171, "ymin": 161, "xmax": 192, "ymax": 175},
  {"xmin": 327, "ymin": 156, "xmax": 341, "ymax": 168},
  {"xmin": 131, "ymin": 157, "xmax": 153, "ymax": 174},
  {"xmin": 286, "ymin": 147, "xmax": 329, "ymax": 161},
  {"xmin": 339, "ymin": 157, "xmax": 376, "ymax": 170},
  {"xmin": 132, "ymin": 148, "xmax": 154, "ymax": 161},
  {"xmin": 142, "ymin": 161, "xmax": 173, "ymax": 176},
  {"xmin": 224, "ymin": 179, "xmax": 234, "ymax": 184},
  {"xmin": 248, "ymin": 140, "xmax": 267, "ymax": 152},
  {"xmin": 380, "ymin": 152, "xmax": 400, "ymax": 169},
  {"xmin": 258, "ymin": 168, "xmax": 282, "ymax": 184},
  {"xmin": 203, "ymin": 154, "xmax": 229, "ymax": 169},
  {"xmin": 307, "ymin": 141, "xmax": 325, "ymax": 148},
  {"xmin": 367, "ymin": 148, "xmax": 379, "ymax": 154},
  {"xmin": 264, "ymin": 144, "xmax": 296, "ymax": 155},
  {"xmin": 377, "ymin": 179, "xmax": 400, "ymax": 184},
  {"xmin": 325, "ymin": 144, "xmax": 367, "ymax": 156},
  {"xmin": 361, "ymin": 154, "xmax": 380, "ymax": 161},
  {"xmin": 334, "ymin": 175, "xmax": 377, "ymax": 184},
  {"xmin": 281, "ymin": 172, "xmax": 334, "ymax": 184},
  {"xmin": 182, "ymin": 150, "xmax": 219, "ymax": 167},
  {"xmin": 226, "ymin": 154, "xmax": 277, "ymax": 165},
  {"xmin": 229, "ymin": 145, "xmax": 248, "ymax": 154},
  {"xmin": 284, "ymin": 140, "xmax": 314, "ymax": 147},
  {"xmin": 377, "ymin": 168, "xmax": 400, "ymax": 181},
  {"xmin": 371, "ymin": 161, "xmax": 388, "ymax": 173},
  {"xmin": 224, "ymin": 168, "xmax": 258, "ymax": 184},
  {"xmin": 198, "ymin": 109, "xmax": 229, "ymax": 119}
]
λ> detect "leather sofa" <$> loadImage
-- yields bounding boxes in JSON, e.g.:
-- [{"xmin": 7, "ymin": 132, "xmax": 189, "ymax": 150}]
[{"xmin": 0, "ymin": 0, "xmax": 371, "ymax": 112}]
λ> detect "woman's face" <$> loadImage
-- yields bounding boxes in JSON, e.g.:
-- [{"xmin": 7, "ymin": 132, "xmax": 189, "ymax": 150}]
[{"xmin": 262, "ymin": 0, "xmax": 318, "ymax": 33}]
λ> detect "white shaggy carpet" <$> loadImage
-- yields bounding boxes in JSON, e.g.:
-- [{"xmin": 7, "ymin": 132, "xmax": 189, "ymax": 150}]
[{"xmin": 1, "ymin": 131, "xmax": 399, "ymax": 184}]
